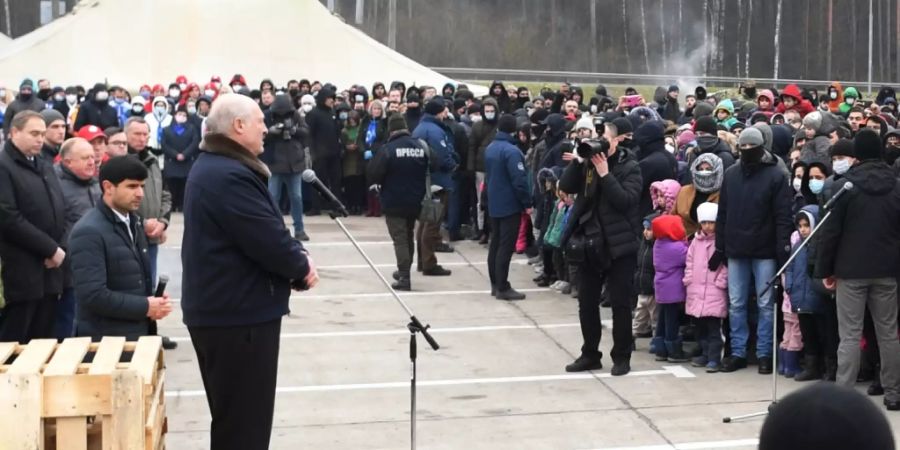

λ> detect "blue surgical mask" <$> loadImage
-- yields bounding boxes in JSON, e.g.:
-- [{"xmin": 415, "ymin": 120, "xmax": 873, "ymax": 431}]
[
  {"xmin": 833, "ymin": 159, "xmax": 851, "ymax": 175},
  {"xmin": 809, "ymin": 179, "xmax": 825, "ymax": 194}
]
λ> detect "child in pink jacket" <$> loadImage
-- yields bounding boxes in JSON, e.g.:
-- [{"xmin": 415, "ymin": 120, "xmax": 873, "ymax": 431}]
[{"xmin": 684, "ymin": 202, "xmax": 729, "ymax": 372}]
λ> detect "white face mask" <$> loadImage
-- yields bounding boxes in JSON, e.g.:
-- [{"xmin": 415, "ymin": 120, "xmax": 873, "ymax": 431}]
[
  {"xmin": 154, "ymin": 106, "xmax": 167, "ymax": 116},
  {"xmin": 792, "ymin": 177, "xmax": 802, "ymax": 192},
  {"xmin": 170, "ymin": 89, "xmax": 181, "ymax": 98},
  {"xmin": 178, "ymin": 83, "xmax": 187, "ymax": 91},
  {"xmin": 95, "ymin": 91, "xmax": 109, "ymax": 101},
  {"xmin": 665, "ymin": 144, "xmax": 675, "ymax": 153},
  {"xmin": 833, "ymin": 158, "xmax": 852, "ymax": 175},
  {"xmin": 484, "ymin": 112, "xmax": 496, "ymax": 121},
  {"xmin": 66, "ymin": 94, "xmax": 77, "ymax": 103},
  {"xmin": 590, "ymin": 105, "xmax": 598, "ymax": 114},
  {"xmin": 204, "ymin": 89, "xmax": 216, "ymax": 97},
  {"xmin": 0, "ymin": 89, "xmax": 6, "ymax": 98},
  {"xmin": 175, "ymin": 115, "xmax": 187, "ymax": 124},
  {"xmin": 829, "ymin": 91, "xmax": 838, "ymax": 100},
  {"xmin": 132, "ymin": 105, "xmax": 144, "ymax": 114},
  {"xmin": 471, "ymin": 115, "xmax": 482, "ymax": 123},
  {"xmin": 302, "ymin": 104, "xmax": 313, "ymax": 113},
  {"xmin": 54, "ymin": 94, "xmax": 64, "ymax": 102},
  {"xmin": 447, "ymin": 112, "xmax": 455, "ymax": 121},
  {"xmin": 187, "ymin": 106, "xmax": 197, "ymax": 115}
]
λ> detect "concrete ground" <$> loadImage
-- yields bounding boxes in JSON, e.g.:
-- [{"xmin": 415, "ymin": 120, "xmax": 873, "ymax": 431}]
[{"xmin": 156, "ymin": 214, "xmax": 900, "ymax": 449}]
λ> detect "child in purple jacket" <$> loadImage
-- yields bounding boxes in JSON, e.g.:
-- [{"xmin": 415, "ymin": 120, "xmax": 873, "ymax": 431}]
[
  {"xmin": 651, "ymin": 214, "xmax": 690, "ymax": 363},
  {"xmin": 684, "ymin": 202, "xmax": 729, "ymax": 372}
]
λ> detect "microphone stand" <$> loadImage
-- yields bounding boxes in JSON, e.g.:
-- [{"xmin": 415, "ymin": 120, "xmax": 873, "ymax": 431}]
[
  {"xmin": 722, "ymin": 206, "xmax": 836, "ymax": 423},
  {"xmin": 325, "ymin": 208, "xmax": 440, "ymax": 450}
]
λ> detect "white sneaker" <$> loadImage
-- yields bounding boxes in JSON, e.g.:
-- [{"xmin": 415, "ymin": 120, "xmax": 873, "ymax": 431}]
[
  {"xmin": 556, "ymin": 281, "xmax": 570, "ymax": 292},
  {"xmin": 550, "ymin": 281, "xmax": 562, "ymax": 290}
]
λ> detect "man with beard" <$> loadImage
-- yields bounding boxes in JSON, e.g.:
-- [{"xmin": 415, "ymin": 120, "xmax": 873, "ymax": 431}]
[
  {"xmin": 3, "ymin": 79, "xmax": 45, "ymax": 138},
  {"xmin": 74, "ymin": 83, "xmax": 119, "ymax": 132},
  {"xmin": 714, "ymin": 128, "xmax": 793, "ymax": 374}
]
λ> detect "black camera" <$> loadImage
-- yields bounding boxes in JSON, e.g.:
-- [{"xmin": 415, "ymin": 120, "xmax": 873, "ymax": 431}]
[
  {"xmin": 577, "ymin": 138, "xmax": 610, "ymax": 159},
  {"xmin": 280, "ymin": 118, "xmax": 295, "ymax": 140}
]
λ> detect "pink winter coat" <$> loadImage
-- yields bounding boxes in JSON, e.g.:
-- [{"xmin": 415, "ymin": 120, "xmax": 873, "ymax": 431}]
[{"xmin": 683, "ymin": 230, "xmax": 729, "ymax": 318}]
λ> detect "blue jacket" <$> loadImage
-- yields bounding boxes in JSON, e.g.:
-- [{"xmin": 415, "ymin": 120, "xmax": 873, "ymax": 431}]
[
  {"xmin": 181, "ymin": 134, "xmax": 310, "ymax": 327},
  {"xmin": 485, "ymin": 132, "xmax": 532, "ymax": 218},
  {"xmin": 786, "ymin": 205, "xmax": 826, "ymax": 314},
  {"xmin": 412, "ymin": 114, "xmax": 458, "ymax": 191}
]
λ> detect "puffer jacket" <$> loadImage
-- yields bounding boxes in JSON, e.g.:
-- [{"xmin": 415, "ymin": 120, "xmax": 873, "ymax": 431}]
[
  {"xmin": 714, "ymin": 99, "xmax": 738, "ymax": 130},
  {"xmin": 684, "ymin": 229, "xmax": 728, "ymax": 318},
  {"xmin": 634, "ymin": 230, "xmax": 656, "ymax": 296},
  {"xmin": 652, "ymin": 215, "xmax": 688, "ymax": 304},
  {"xmin": 786, "ymin": 206, "xmax": 827, "ymax": 314}
]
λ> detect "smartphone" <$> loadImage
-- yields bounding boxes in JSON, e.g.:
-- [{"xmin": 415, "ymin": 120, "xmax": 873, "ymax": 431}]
[{"xmin": 624, "ymin": 95, "xmax": 643, "ymax": 108}]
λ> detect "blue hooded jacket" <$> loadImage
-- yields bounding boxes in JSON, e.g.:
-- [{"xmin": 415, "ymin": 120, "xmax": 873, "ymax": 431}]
[
  {"xmin": 485, "ymin": 131, "xmax": 532, "ymax": 218},
  {"xmin": 412, "ymin": 114, "xmax": 458, "ymax": 191}
]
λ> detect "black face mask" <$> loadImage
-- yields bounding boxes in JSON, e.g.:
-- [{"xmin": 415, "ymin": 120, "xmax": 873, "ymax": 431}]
[
  {"xmin": 740, "ymin": 145, "xmax": 765, "ymax": 164},
  {"xmin": 19, "ymin": 91, "xmax": 32, "ymax": 101},
  {"xmin": 38, "ymin": 88, "xmax": 52, "ymax": 101},
  {"xmin": 289, "ymin": 89, "xmax": 299, "ymax": 97},
  {"xmin": 886, "ymin": 145, "xmax": 900, "ymax": 165}
]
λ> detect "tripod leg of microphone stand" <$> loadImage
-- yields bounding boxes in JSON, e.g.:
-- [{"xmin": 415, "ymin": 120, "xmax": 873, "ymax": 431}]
[
  {"xmin": 410, "ymin": 328, "xmax": 417, "ymax": 450},
  {"xmin": 723, "ymin": 409, "xmax": 771, "ymax": 423}
]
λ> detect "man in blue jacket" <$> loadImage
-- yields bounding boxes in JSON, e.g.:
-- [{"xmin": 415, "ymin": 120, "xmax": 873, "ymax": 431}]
[
  {"xmin": 412, "ymin": 98, "xmax": 459, "ymax": 276},
  {"xmin": 485, "ymin": 114, "xmax": 533, "ymax": 300},
  {"xmin": 181, "ymin": 94, "xmax": 319, "ymax": 450}
]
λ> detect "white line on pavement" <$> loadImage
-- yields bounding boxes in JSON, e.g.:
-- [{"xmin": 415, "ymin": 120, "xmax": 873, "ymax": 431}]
[
  {"xmin": 165, "ymin": 367, "xmax": 692, "ymax": 398},
  {"xmin": 168, "ymin": 288, "xmax": 552, "ymax": 303},
  {"xmin": 318, "ymin": 259, "xmax": 530, "ymax": 270},
  {"xmin": 161, "ymin": 241, "xmax": 394, "ymax": 251},
  {"xmin": 165, "ymin": 322, "xmax": 589, "ymax": 342},
  {"xmin": 586, "ymin": 438, "xmax": 759, "ymax": 450}
]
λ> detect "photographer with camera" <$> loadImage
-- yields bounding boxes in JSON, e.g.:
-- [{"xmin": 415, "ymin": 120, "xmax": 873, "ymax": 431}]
[
  {"xmin": 560, "ymin": 121, "xmax": 642, "ymax": 376},
  {"xmin": 262, "ymin": 93, "xmax": 309, "ymax": 241}
]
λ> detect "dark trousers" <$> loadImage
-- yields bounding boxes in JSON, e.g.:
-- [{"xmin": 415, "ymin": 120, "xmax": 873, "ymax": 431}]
[
  {"xmin": 0, "ymin": 295, "xmax": 59, "ymax": 343},
  {"xmin": 386, "ymin": 214, "xmax": 416, "ymax": 273},
  {"xmin": 695, "ymin": 316, "xmax": 724, "ymax": 363},
  {"xmin": 487, "ymin": 213, "xmax": 521, "ymax": 292},
  {"xmin": 654, "ymin": 303, "xmax": 681, "ymax": 342},
  {"xmin": 416, "ymin": 191, "xmax": 447, "ymax": 271},
  {"xmin": 312, "ymin": 156, "xmax": 342, "ymax": 211},
  {"xmin": 189, "ymin": 319, "xmax": 282, "ymax": 450},
  {"xmin": 577, "ymin": 253, "xmax": 636, "ymax": 362},
  {"xmin": 342, "ymin": 174, "xmax": 367, "ymax": 211},
  {"xmin": 55, "ymin": 287, "xmax": 76, "ymax": 339},
  {"xmin": 166, "ymin": 177, "xmax": 187, "ymax": 212},
  {"xmin": 798, "ymin": 308, "xmax": 839, "ymax": 361}
]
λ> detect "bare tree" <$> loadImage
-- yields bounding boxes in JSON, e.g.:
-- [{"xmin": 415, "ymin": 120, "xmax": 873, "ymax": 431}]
[
  {"xmin": 622, "ymin": 0, "xmax": 631, "ymax": 74},
  {"xmin": 827, "ymin": 0, "xmax": 833, "ymax": 79},
  {"xmin": 745, "ymin": 0, "xmax": 753, "ymax": 78},
  {"xmin": 660, "ymin": 0, "xmax": 667, "ymax": 74},
  {"xmin": 2, "ymin": 0, "xmax": 10, "ymax": 37},
  {"xmin": 678, "ymin": 0, "xmax": 684, "ymax": 53},
  {"xmin": 774, "ymin": 0, "xmax": 783, "ymax": 79},
  {"xmin": 590, "ymin": 0, "xmax": 598, "ymax": 72},
  {"xmin": 639, "ymin": 0, "xmax": 651, "ymax": 74}
]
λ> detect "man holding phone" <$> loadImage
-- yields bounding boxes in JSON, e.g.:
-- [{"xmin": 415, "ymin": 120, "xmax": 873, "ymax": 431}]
[{"xmin": 69, "ymin": 156, "xmax": 171, "ymax": 341}]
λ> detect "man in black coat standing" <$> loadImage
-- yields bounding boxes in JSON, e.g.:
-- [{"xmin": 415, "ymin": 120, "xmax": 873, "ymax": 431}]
[
  {"xmin": 305, "ymin": 86, "xmax": 342, "ymax": 215},
  {"xmin": 632, "ymin": 120, "xmax": 677, "ymax": 217},
  {"xmin": 182, "ymin": 94, "xmax": 318, "ymax": 450},
  {"xmin": 0, "ymin": 111, "xmax": 67, "ymax": 343},
  {"xmin": 2, "ymin": 79, "xmax": 45, "ymax": 138},
  {"xmin": 261, "ymin": 93, "xmax": 308, "ymax": 240},
  {"xmin": 74, "ymin": 83, "xmax": 119, "ymax": 132},
  {"xmin": 69, "ymin": 156, "xmax": 172, "ymax": 340}
]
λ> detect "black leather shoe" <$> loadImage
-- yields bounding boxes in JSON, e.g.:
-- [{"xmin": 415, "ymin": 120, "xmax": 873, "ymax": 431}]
[
  {"xmin": 565, "ymin": 356, "xmax": 603, "ymax": 372},
  {"xmin": 758, "ymin": 356, "xmax": 773, "ymax": 375},
  {"xmin": 435, "ymin": 243, "xmax": 454, "ymax": 253},
  {"xmin": 422, "ymin": 266, "xmax": 452, "ymax": 276},
  {"xmin": 496, "ymin": 288, "xmax": 526, "ymax": 301},
  {"xmin": 392, "ymin": 271, "xmax": 401, "ymax": 281},
  {"xmin": 869, "ymin": 381, "xmax": 885, "ymax": 396},
  {"xmin": 884, "ymin": 398, "xmax": 900, "ymax": 411},
  {"xmin": 720, "ymin": 356, "xmax": 748, "ymax": 373},
  {"xmin": 162, "ymin": 336, "xmax": 178, "ymax": 350},
  {"xmin": 536, "ymin": 277, "xmax": 555, "ymax": 287},
  {"xmin": 610, "ymin": 361, "xmax": 631, "ymax": 376},
  {"xmin": 392, "ymin": 278, "xmax": 411, "ymax": 291}
]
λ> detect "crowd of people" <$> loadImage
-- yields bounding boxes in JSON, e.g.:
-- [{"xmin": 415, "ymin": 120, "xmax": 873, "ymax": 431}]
[{"xmin": 2, "ymin": 73, "xmax": 900, "ymax": 415}]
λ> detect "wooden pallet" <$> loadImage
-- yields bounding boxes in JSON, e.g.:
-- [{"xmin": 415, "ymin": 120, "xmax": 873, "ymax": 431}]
[{"xmin": 0, "ymin": 336, "xmax": 167, "ymax": 450}]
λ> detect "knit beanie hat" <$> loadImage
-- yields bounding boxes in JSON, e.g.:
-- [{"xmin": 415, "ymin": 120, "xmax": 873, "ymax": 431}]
[
  {"xmin": 424, "ymin": 97, "xmax": 445, "ymax": 116},
  {"xmin": 676, "ymin": 130, "xmax": 696, "ymax": 149},
  {"xmin": 694, "ymin": 115, "xmax": 718, "ymax": 135},
  {"xmin": 737, "ymin": 127, "xmax": 765, "ymax": 147},
  {"xmin": 574, "ymin": 115, "xmax": 594, "ymax": 131},
  {"xmin": 20, "ymin": 78, "xmax": 33, "ymax": 90},
  {"xmin": 692, "ymin": 101, "xmax": 715, "ymax": 118},
  {"xmin": 759, "ymin": 383, "xmax": 895, "ymax": 450},
  {"xmin": 829, "ymin": 138, "xmax": 855, "ymax": 158},
  {"xmin": 610, "ymin": 117, "xmax": 633, "ymax": 135},
  {"xmin": 41, "ymin": 109, "xmax": 65, "ymax": 126},
  {"xmin": 696, "ymin": 202, "xmax": 719, "ymax": 223},
  {"xmin": 802, "ymin": 111, "xmax": 823, "ymax": 133},
  {"xmin": 854, "ymin": 129, "xmax": 883, "ymax": 161},
  {"xmin": 497, "ymin": 114, "xmax": 517, "ymax": 134},
  {"xmin": 387, "ymin": 113, "xmax": 408, "ymax": 134}
]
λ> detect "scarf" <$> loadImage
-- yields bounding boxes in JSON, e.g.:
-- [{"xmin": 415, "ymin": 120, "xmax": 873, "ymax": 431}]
[
  {"xmin": 690, "ymin": 152, "xmax": 724, "ymax": 193},
  {"xmin": 200, "ymin": 133, "xmax": 271, "ymax": 179}
]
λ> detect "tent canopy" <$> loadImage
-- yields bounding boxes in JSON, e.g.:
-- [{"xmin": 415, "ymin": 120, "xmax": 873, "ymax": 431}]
[{"xmin": 0, "ymin": 0, "xmax": 484, "ymax": 96}]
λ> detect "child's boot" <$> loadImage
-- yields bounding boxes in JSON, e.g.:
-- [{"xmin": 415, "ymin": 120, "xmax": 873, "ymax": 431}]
[
  {"xmin": 665, "ymin": 339, "xmax": 691, "ymax": 363},
  {"xmin": 777, "ymin": 348, "xmax": 786, "ymax": 375},
  {"xmin": 783, "ymin": 351, "xmax": 802, "ymax": 378}
]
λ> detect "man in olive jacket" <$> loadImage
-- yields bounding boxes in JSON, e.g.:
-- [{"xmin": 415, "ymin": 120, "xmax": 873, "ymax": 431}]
[
  {"xmin": 69, "ymin": 156, "xmax": 172, "ymax": 340},
  {"xmin": 0, "ymin": 111, "xmax": 67, "ymax": 343}
]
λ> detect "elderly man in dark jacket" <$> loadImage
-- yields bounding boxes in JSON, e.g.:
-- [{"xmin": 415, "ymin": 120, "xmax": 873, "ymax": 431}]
[
  {"xmin": 54, "ymin": 138, "xmax": 101, "ymax": 338},
  {"xmin": 261, "ymin": 93, "xmax": 308, "ymax": 240},
  {"xmin": 633, "ymin": 120, "xmax": 677, "ymax": 217},
  {"xmin": 715, "ymin": 127, "xmax": 793, "ymax": 374},
  {"xmin": 560, "ymin": 120, "xmax": 642, "ymax": 376},
  {"xmin": 305, "ymin": 86, "xmax": 342, "ymax": 215},
  {"xmin": 74, "ymin": 83, "xmax": 119, "ymax": 132},
  {"xmin": 485, "ymin": 115, "xmax": 533, "ymax": 300},
  {"xmin": 0, "ymin": 111, "xmax": 67, "ymax": 343},
  {"xmin": 367, "ymin": 114, "xmax": 431, "ymax": 291},
  {"xmin": 69, "ymin": 156, "xmax": 169, "ymax": 340},
  {"xmin": 815, "ymin": 130, "xmax": 900, "ymax": 411},
  {"xmin": 182, "ymin": 94, "xmax": 317, "ymax": 450}
]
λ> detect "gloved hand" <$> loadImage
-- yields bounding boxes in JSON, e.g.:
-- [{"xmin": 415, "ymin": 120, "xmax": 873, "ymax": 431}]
[
  {"xmin": 364, "ymin": 150, "xmax": 373, "ymax": 160},
  {"xmin": 708, "ymin": 250, "xmax": 726, "ymax": 272},
  {"xmin": 268, "ymin": 123, "xmax": 284, "ymax": 134}
]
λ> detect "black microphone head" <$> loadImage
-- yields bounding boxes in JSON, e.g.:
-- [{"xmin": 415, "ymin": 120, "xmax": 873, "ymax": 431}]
[{"xmin": 301, "ymin": 169, "xmax": 318, "ymax": 183}]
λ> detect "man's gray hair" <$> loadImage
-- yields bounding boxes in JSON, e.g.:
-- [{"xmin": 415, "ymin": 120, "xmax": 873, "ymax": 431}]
[
  {"xmin": 60, "ymin": 137, "xmax": 89, "ymax": 159},
  {"xmin": 205, "ymin": 94, "xmax": 258, "ymax": 135},
  {"xmin": 124, "ymin": 116, "xmax": 149, "ymax": 132}
]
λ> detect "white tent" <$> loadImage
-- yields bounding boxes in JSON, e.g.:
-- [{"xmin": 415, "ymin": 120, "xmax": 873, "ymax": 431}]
[
  {"xmin": 0, "ymin": 33, "xmax": 11, "ymax": 49},
  {"xmin": 0, "ymin": 0, "xmax": 484, "ymax": 95}
]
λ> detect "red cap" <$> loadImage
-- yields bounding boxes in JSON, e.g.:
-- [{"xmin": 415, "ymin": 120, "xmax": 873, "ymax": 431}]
[
  {"xmin": 210, "ymin": 75, "xmax": 221, "ymax": 83},
  {"xmin": 77, "ymin": 125, "xmax": 106, "ymax": 142},
  {"xmin": 176, "ymin": 75, "xmax": 188, "ymax": 84}
]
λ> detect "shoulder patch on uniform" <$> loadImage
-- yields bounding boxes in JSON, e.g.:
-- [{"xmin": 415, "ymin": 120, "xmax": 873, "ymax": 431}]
[{"xmin": 517, "ymin": 162, "xmax": 525, "ymax": 171}]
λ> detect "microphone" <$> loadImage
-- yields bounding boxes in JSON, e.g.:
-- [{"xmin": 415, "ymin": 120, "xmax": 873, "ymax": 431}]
[
  {"xmin": 822, "ymin": 181, "xmax": 854, "ymax": 211},
  {"xmin": 154, "ymin": 275, "xmax": 169, "ymax": 297},
  {"xmin": 302, "ymin": 169, "xmax": 349, "ymax": 217}
]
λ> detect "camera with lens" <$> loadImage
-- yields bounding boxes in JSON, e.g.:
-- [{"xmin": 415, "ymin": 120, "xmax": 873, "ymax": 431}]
[
  {"xmin": 279, "ymin": 118, "xmax": 296, "ymax": 140},
  {"xmin": 577, "ymin": 138, "xmax": 610, "ymax": 159}
]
